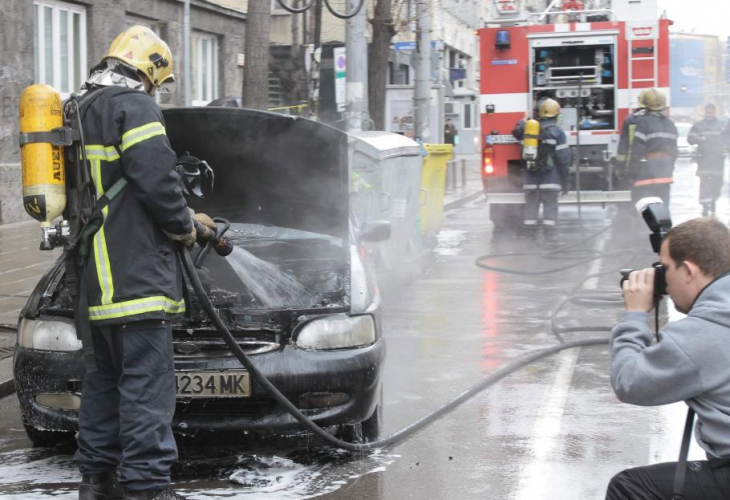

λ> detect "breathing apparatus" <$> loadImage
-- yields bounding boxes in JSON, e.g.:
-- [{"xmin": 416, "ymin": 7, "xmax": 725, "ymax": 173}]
[
  {"xmin": 522, "ymin": 118, "xmax": 541, "ymax": 171},
  {"xmin": 18, "ymin": 84, "xmax": 76, "ymax": 250}
]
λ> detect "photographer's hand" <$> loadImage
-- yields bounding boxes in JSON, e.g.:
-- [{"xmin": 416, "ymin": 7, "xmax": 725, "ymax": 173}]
[{"xmin": 622, "ymin": 268, "xmax": 655, "ymax": 313}]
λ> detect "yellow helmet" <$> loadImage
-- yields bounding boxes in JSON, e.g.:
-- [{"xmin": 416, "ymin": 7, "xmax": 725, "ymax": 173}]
[
  {"xmin": 638, "ymin": 88, "xmax": 666, "ymax": 111},
  {"xmin": 104, "ymin": 25, "xmax": 174, "ymax": 90},
  {"xmin": 538, "ymin": 98, "xmax": 561, "ymax": 118}
]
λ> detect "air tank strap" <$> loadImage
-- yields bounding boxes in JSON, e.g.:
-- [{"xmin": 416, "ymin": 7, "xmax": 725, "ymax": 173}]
[{"xmin": 18, "ymin": 127, "xmax": 79, "ymax": 147}]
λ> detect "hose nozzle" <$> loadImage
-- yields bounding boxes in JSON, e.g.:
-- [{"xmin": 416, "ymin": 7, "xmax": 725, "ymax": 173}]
[{"xmin": 193, "ymin": 219, "xmax": 234, "ymax": 257}]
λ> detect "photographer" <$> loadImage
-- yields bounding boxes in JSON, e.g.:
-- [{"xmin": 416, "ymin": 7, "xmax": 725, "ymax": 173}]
[{"xmin": 606, "ymin": 218, "xmax": 730, "ymax": 500}]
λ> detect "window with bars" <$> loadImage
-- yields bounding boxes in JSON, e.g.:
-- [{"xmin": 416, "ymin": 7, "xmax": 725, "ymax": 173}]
[
  {"xmin": 192, "ymin": 32, "xmax": 219, "ymax": 106},
  {"xmin": 33, "ymin": 0, "xmax": 87, "ymax": 96}
]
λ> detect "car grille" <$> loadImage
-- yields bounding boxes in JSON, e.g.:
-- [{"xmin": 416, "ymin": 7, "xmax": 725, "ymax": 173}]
[{"xmin": 175, "ymin": 398, "xmax": 277, "ymax": 419}]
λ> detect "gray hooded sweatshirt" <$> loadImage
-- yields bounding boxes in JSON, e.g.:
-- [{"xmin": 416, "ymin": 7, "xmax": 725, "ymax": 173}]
[{"xmin": 611, "ymin": 273, "xmax": 730, "ymax": 458}]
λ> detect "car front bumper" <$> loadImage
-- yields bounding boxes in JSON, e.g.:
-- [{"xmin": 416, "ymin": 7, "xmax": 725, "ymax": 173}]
[{"xmin": 14, "ymin": 338, "xmax": 385, "ymax": 434}]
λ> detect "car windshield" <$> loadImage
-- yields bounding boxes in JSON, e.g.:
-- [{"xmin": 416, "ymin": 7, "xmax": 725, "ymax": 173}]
[{"xmin": 194, "ymin": 223, "xmax": 347, "ymax": 311}]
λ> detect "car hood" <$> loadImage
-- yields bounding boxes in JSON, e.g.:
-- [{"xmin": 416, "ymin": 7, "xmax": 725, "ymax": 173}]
[{"xmin": 163, "ymin": 107, "xmax": 350, "ymax": 240}]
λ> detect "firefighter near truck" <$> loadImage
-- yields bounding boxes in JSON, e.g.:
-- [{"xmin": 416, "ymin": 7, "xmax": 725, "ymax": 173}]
[{"xmin": 478, "ymin": 0, "xmax": 671, "ymax": 227}]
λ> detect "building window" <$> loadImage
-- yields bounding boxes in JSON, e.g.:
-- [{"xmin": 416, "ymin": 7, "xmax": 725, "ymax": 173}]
[
  {"xmin": 192, "ymin": 32, "xmax": 219, "ymax": 106},
  {"xmin": 33, "ymin": 0, "xmax": 87, "ymax": 96},
  {"xmin": 125, "ymin": 16, "xmax": 162, "ymax": 36}
]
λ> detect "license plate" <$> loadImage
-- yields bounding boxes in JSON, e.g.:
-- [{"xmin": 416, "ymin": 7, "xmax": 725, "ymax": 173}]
[{"xmin": 175, "ymin": 371, "xmax": 251, "ymax": 398}]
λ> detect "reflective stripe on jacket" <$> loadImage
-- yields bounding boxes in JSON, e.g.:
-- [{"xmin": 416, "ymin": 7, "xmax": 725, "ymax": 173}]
[
  {"xmin": 615, "ymin": 109, "xmax": 645, "ymax": 168},
  {"xmin": 77, "ymin": 86, "xmax": 192, "ymax": 325},
  {"xmin": 512, "ymin": 118, "xmax": 572, "ymax": 190},
  {"xmin": 627, "ymin": 111, "xmax": 678, "ymax": 187}
]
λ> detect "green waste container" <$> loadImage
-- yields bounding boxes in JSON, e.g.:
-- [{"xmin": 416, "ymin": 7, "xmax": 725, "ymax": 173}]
[{"xmin": 419, "ymin": 144, "xmax": 453, "ymax": 239}]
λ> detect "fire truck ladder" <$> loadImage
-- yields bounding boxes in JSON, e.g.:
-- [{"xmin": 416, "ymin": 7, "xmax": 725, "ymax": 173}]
[{"xmin": 628, "ymin": 33, "xmax": 659, "ymax": 106}]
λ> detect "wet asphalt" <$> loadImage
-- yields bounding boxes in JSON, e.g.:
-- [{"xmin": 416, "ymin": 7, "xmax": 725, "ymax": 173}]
[{"xmin": 0, "ymin": 157, "xmax": 728, "ymax": 499}]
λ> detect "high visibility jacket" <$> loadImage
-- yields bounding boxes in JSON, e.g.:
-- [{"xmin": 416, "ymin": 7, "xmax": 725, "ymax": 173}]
[
  {"xmin": 512, "ymin": 118, "xmax": 572, "ymax": 191},
  {"xmin": 615, "ymin": 108, "xmax": 645, "ymax": 169},
  {"xmin": 627, "ymin": 111, "xmax": 678, "ymax": 187},
  {"xmin": 76, "ymin": 86, "xmax": 192, "ymax": 325},
  {"xmin": 688, "ymin": 118, "xmax": 726, "ymax": 173}
]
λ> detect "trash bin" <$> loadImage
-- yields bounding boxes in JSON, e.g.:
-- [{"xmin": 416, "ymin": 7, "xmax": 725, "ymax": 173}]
[
  {"xmin": 348, "ymin": 131, "xmax": 423, "ymax": 274},
  {"xmin": 420, "ymin": 143, "xmax": 453, "ymax": 240}
]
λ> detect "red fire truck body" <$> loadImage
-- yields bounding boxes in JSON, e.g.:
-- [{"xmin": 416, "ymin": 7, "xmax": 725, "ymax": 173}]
[{"xmin": 477, "ymin": 7, "xmax": 671, "ymax": 226}]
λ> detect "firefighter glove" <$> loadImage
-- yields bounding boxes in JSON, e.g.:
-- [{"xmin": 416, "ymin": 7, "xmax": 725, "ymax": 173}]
[
  {"xmin": 192, "ymin": 212, "xmax": 217, "ymax": 231},
  {"xmin": 561, "ymin": 181, "xmax": 570, "ymax": 195},
  {"xmin": 164, "ymin": 227, "xmax": 197, "ymax": 249}
]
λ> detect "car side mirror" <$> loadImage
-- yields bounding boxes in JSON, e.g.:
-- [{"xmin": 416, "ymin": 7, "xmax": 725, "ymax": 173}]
[{"xmin": 360, "ymin": 221, "xmax": 391, "ymax": 243}]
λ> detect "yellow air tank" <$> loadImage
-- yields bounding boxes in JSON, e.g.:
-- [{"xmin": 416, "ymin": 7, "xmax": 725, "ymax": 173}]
[
  {"xmin": 19, "ymin": 84, "xmax": 67, "ymax": 232},
  {"xmin": 522, "ymin": 118, "xmax": 540, "ymax": 167}
]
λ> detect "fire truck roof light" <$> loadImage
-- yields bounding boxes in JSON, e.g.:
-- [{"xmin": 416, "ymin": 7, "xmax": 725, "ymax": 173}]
[{"xmin": 496, "ymin": 31, "xmax": 511, "ymax": 50}]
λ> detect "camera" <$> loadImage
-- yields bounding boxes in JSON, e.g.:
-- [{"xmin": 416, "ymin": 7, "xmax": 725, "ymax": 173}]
[
  {"xmin": 618, "ymin": 197, "xmax": 672, "ymax": 298},
  {"xmin": 620, "ymin": 263, "xmax": 667, "ymax": 296}
]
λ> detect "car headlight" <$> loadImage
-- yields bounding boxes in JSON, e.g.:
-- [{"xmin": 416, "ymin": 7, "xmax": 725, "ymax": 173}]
[
  {"xmin": 18, "ymin": 319, "xmax": 82, "ymax": 352},
  {"xmin": 295, "ymin": 315, "xmax": 376, "ymax": 350}
]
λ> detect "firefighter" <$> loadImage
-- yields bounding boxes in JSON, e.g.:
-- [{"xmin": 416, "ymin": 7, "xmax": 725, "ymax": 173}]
[
  {"xmin": 616, "ymin": 88, "xmax": 678, "ymax": 208},
  {"xmin": 512, "ymin": 98, "xmax": 572, "ymax": 244},
  {"xmin": 73, "ymin": 26, "xmax": 215, "ymax": 500},
  {"xmin": 614, "ymin": 91, "xmax": 648, "ymax": 186},
  {"xmin": 688, "ymin": 104, "xmax": 726, "ymax": 216}
]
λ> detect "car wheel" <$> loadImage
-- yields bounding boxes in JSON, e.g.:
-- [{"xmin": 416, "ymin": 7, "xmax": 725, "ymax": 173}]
[
  {"xmin": 337, "ymin": 403, "xmax": 382, "ymax": 444},
  {"xmin": 21, "ymin": 413, "xmax": 75, "ymax": 448}
]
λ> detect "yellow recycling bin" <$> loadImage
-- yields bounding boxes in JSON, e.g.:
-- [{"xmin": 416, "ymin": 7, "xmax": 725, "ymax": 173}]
[{"xmin": 419, "ymin": 143, "xmax": 453, "ymax": 239}]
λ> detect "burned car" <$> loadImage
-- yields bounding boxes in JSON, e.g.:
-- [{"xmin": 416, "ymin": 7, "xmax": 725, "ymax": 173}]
[{"xmin": 14, "ymin": 108, "xmax": 386, "ymax": 446}]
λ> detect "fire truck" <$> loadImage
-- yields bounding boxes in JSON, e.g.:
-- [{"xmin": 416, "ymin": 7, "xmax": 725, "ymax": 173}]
[{"xmin": 478, "ymin": 0, "xmax": 671, "ymax": 226}]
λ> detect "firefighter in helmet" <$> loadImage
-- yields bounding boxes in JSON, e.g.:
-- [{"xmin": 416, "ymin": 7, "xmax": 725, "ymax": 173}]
[
  {"xmin": 615, "ymin": 88, "xmax": 678, "ymax": 207},
  {"xmin": 73, "ymin": 26, "xmax": 214, "ymax": 500},
  {"xmin": 614, "ymin": 89, "xmax": 649, "ymax": 186},
  {"xmin": 512, "ymin": 98, "xmax": 572, "ymax": 244},
  {"xmin": 688, "ymin": 103, "xmax": 726, "ymax": 216}
]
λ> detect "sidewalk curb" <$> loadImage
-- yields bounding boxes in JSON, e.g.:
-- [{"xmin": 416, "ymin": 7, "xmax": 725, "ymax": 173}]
[{"xmin": 444, "ymin": 191, "xmax": 483, "ymax": 212}]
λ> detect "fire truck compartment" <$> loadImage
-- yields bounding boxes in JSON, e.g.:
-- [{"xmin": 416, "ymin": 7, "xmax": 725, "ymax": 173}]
[{"xmin": 531, "ymin": 39, "xmax": 617, "ymax": 132}]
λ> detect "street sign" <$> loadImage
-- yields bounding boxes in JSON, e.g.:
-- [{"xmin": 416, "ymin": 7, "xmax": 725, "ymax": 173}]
[{"xmin": 334, "ymin": 47, "xmax": 346, "ymax": 112}]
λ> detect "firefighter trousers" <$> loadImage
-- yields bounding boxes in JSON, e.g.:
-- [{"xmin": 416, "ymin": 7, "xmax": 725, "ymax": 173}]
[
  {"xmin": 605, "ymin": 459, "xmax": 730, "ymax": 500},
  {"xmin": 697, "ymin": 157, "xmax": 725, "ymax": 210},
  {"xmin": 75, "ymin": 320, "xmax": 178, "ymax": 492},
  {"xmin": 631, "ymin": 183, "xmax": 671, "ymax": 209},
  {"xmin": 524, "ymin": 188, "xmax": 559, "ymax": 229}
]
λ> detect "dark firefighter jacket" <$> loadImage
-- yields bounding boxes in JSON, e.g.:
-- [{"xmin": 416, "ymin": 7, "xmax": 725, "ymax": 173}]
[
  {"xmin": 77, "ymin": 86, "xmax": 192, "ymax": 325},
  {"xmin": 688, "ymin": 118, "xmax": 727, "ymax": 173},
  {"xmin": 512, "ymin": 118, "xmax": 571, "ymax": 191},
  {"xmin": 615, "ymin": 108, "xmax": 645, "ymax": 169},
  {"xmin": 621, "ymin": 111, "xmax": 678, "ymax": 188}
]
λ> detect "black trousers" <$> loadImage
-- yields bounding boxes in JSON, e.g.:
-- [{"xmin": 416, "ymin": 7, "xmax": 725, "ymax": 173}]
[
  {"xmin": 75, "ymin": 320, "xmax": 178, "ymax": 492},
  {"xmin": 606, "ymin": 460, "xmax": 730, "ymax": 500},
  {"xmin": 631, "ymin": 183, "xmax": 671, "ymax": 208}
]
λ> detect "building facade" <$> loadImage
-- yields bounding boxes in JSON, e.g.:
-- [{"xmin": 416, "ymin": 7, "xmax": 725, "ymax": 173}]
[{"xmin": 0, "ymin": 0, "xmax": 248, "ymax": 224}]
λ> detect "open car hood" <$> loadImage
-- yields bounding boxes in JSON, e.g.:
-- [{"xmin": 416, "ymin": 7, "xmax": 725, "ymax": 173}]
[{"xmin": 163, "ymin": 107, "xmax": 350, "ymax": 239}]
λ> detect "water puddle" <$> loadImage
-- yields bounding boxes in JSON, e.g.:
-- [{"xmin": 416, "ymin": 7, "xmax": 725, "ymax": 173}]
[
  {"xmin": 0, "ymin": 445, "xmax": 398, "ymax": 499},
  {"xmin": 433, "ymin": 230, "xmax": 466, "ymax": 257},
  {"xmin": 226, "ymin": 246, "xmax": 315, "ymax": 308}
]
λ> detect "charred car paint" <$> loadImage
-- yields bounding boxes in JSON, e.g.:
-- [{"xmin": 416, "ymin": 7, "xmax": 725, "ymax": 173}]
[{"xmin": 14, "ymin": 108, "xmax": 385, "ymax": 445}]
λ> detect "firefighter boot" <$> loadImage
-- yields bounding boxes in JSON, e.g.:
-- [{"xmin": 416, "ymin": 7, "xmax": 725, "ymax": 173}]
[
  {"xmin": 544, "ymin": 227, "xmax": 559, "ymax": 247},
  {"xmin": 79, "ymin": 472, "xmax": 124, "ymax": 500},
  {"xmin": 123, "ymin": 486, "xmax": 187, "ymax": 500},
  {"xmin": 702, "ymin": 203, "xmax": 710, "ymax": 217},
  {"xmin": 521, "ymin": 225, "xmax": 538, "ymax": 242}
]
